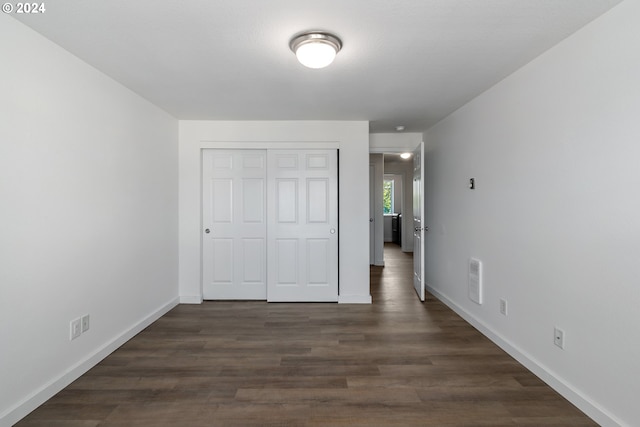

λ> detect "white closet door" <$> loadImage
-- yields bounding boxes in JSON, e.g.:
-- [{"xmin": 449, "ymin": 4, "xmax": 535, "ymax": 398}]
[
  {"xmin": 202, "ymin": 150, "xmax": 267, "ymax": 300},
  {"xmin": 413, "ymin": 142, "xmax": 425, "ymax": 301},
  {"xmin": 267, "ymin": 150, "xmax": 338, "ymax": 302}
]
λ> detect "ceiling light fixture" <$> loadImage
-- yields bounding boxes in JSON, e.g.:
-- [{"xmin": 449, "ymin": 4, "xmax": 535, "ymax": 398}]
[
  {"xmin": 290, "ymin": 31, "xmax": 342, "ymax": 69},
  {"xmin": 400, "ymin": 153, "xmax": 412, "ymax": 159},
  {"xmin": 395, "ymin": 126, "xmax": 405, "ymax": 132}
]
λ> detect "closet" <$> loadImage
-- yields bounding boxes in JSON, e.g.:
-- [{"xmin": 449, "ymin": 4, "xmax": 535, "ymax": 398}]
[{"xmin": 202, "ymin": 149, "xmax": 338, "ymax": 302}]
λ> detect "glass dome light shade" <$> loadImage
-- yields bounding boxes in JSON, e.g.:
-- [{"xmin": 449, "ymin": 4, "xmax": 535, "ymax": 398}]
[
  {"xmin": 295, "ymin": 41, "xmax": 337, "ymax": 69},
  {"xmin": 290, "ymin": 32, "xmax": 342, "ymax": 69}
]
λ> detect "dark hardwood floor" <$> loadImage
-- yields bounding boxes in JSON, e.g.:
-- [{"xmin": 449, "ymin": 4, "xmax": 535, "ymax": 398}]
[{"xmin": 16, "ymin": 244, "xmax": 597, "ymax": 426}]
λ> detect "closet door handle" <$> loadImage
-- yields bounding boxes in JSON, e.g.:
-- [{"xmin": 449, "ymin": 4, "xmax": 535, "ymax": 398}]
[{"xmin": 205, "ymin": 228, "xmax": 210, "ymax": 234}]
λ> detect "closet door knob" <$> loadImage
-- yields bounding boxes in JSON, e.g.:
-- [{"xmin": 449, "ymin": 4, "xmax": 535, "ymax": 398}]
[{"xmin": 205, "ymin": 229, "xmax": 210, "ymax": 234}]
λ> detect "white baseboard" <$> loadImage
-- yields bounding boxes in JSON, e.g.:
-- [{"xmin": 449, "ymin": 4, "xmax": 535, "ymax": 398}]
[
  {"xmin": 426, "ymin": 285, "xmax": 623, "ymax": 427},
  {"xmin": 180, "ymin": 295, "xmax": 203, "ymax": 304},
  {"xmin": 338, "ymin": 294, "xmax": 372, "ymax": 304},
  {"xmin": 1, "ymin": 297, "xmax": 180, "ymax": 427}
]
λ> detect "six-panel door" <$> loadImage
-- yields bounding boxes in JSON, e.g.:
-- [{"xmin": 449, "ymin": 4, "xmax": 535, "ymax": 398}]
[
  {"xmin": 267, "ymin": 150, "xmax": 339, "ymax": 302},
  {"xmin": 202, "ymin": 150, "xmax": 267, "ymax": 299}
]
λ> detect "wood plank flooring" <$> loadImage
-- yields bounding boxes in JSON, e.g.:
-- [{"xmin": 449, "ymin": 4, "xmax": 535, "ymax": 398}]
[{"xmin": 16, "ymin": 244, "xmax": 597, "ymax": 426}]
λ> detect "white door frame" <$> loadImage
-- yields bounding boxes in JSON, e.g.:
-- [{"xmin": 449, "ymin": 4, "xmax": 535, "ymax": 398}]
[{"xmin": 369, "ymin": 145, "xmax": 426, "ymax": 300}]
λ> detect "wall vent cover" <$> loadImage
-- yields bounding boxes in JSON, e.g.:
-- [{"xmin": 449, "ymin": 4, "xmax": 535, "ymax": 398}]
[{"xmin": 468, "ymin": 257, "xmax": 483, "ymax": 305}]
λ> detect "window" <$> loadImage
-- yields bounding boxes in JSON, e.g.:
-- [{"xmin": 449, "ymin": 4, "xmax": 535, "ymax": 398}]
[{"xmin": 383, "ymin": 178, "xmax": 394, "ymax": 214}]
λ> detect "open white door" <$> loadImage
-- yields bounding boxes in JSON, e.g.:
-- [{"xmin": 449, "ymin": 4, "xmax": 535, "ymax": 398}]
[
  {"xmin": 267, "ymin": 150, "xmax": 339, "ymax": 302},
  {"xmin": 413, "ymin": 142, "xmax": 426, "ymax": 301}
]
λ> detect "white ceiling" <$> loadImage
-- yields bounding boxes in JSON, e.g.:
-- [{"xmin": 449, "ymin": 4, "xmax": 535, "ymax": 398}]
[{"xmin": 13, "ymin": 0, "xmax": 622, "ymax": 133}]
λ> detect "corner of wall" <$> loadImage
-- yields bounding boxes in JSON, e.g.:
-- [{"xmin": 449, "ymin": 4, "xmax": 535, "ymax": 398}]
[{"xmin": 179, "ymin": 295, "xmax": 203, "ymax": 304}]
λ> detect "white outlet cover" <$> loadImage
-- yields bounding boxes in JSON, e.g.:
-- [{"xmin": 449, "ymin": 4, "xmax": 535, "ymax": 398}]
[
  {"xmin": 81, "ymin": 314, "xmax": 90, "ymax": 333},
  {"xmin": 70, "ymin": 319, "xmax": 81, "ymax": 340},
  {"xmin": 500, "ymin": 299, "xmax": 508, "ymax": 315}
]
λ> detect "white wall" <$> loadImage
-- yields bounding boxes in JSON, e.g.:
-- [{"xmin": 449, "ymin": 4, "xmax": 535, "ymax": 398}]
[
  {"xmin": 179, "ymin": 121, "xmax": 371, "ymax": 304},
  {"xmin": 0, "ymin": 16, "xmax": 179, "ymax": 426},
  {"xmin": 423, "ymin": 1, "xmax": 639, "ymax": 425},
  {"xmin": 383, "ymin": 215, "xmax": 393, "ymax": 242},
  {"xmin": 370, "ymin": 132, "xmax": 423, "ymax": 153}
]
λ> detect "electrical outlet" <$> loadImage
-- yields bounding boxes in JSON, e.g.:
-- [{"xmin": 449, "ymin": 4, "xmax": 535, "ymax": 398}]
[
  {"xmin": 499, "ymin": 299, "xmax": 508, "ymax": 316},
  {"xmin": 70, "ymin": 318, "xmax": 81, "ymax": 340},
  {"xmin": 81, "ymin": 314, "xmax": 90, "ymax": 333},
  {"xmin": 554, "ymin": 327, "xmax": 565, "ymax": 349}
]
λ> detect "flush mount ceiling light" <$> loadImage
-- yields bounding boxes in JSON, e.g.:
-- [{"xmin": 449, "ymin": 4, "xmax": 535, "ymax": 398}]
[
  {"xmin": 290, "ymin": 31, "xmax": 342, "ymax": 69},
  {"xmin": 400, "ymin": 153, "xmax": 412, "ymax": 159}
]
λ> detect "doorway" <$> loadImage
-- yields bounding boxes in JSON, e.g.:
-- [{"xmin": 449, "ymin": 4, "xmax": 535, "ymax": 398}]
[{"xmin": 369, "ymin": 144, "xmax": 426, "ymax": 301}]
